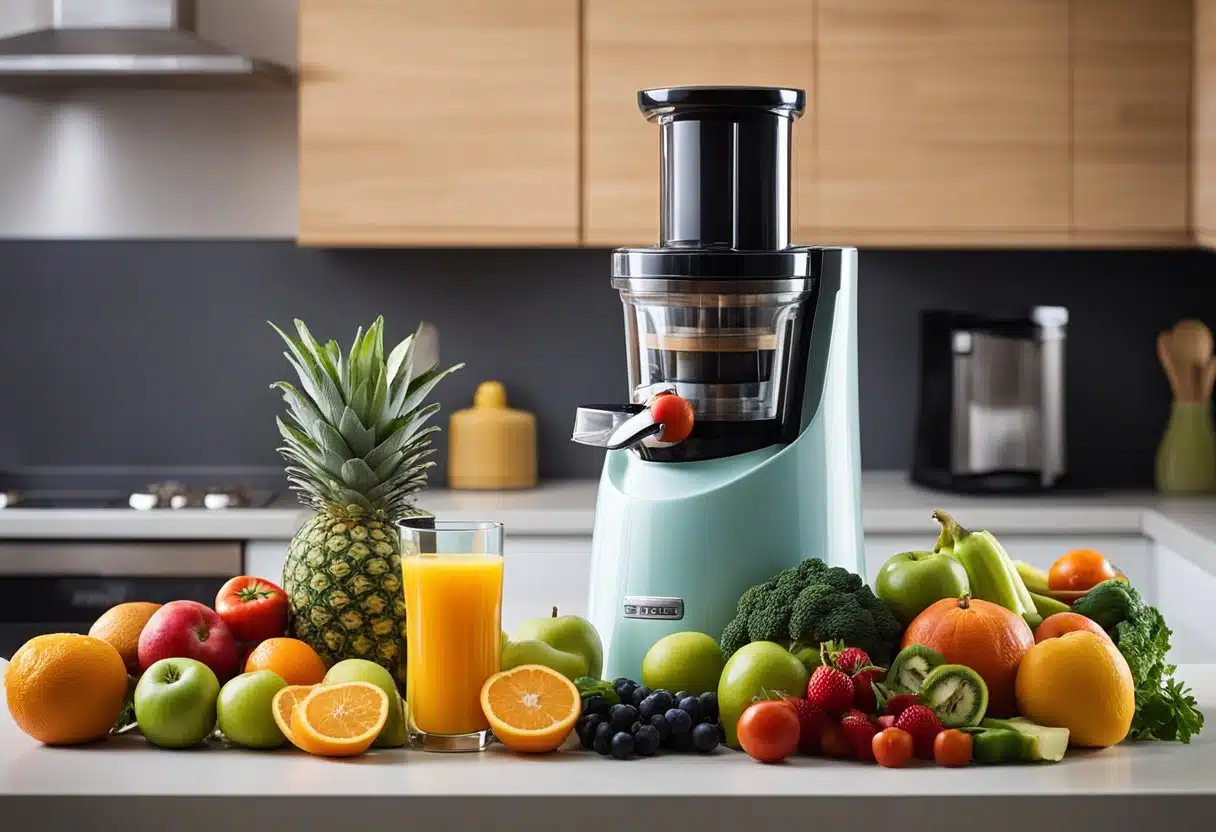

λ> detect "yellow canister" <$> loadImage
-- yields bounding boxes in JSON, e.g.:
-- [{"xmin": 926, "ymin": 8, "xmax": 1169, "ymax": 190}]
[{"xmin": 447, "ymin": 381, "xmax": 538, "ymax": 490}]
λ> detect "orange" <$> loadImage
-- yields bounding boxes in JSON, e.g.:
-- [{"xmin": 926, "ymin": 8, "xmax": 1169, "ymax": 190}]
[
  {"xmin": 271, "ymin": 684, "xmax": 316, "ymax": 744},
  {"xmin": 1035, "ymin": 612, "xmax": 1112, "ymax": 645},
  {"xmin": 245, "ymin": 638, "xmax": 328, "ymax": 685},
  {"xmin": 479, "ymin": 664, "xmax": 580, "ymax": 753},
  {"xmin": 5, "ymin": 633, "xmax": 128, "ymax": 745},
  {"xmin": 1016, "ymin": 630, "xmax": 1135, "ymax": 748},
  {"xmin": 289, "ymin": 682, "xmax": 388, "ymax": 757},
  {"xmin": 1049, "ymin": 549, "xmax": 1118, "ymax": 592},
  {"xmin": 88, "ymin": 602, "xmax": 161, "ymax": 675}
]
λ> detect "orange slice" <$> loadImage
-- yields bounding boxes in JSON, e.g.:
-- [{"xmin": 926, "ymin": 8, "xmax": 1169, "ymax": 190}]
[
  {"xmin": 479, "ymin": 664, "xmax": 581, "ymax": 753},
  {"xmin": 272, "ymin": 684, "xmax": 315, "ymax": 745},
  {"xmin": 290, "ymin": 681, "xmax": 388, "ymax": 757}
]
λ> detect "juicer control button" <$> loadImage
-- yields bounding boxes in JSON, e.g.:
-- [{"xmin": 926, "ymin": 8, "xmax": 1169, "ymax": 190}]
[{"xmin": 623, "ymin": 596, "xmax": 684, "ymax": 620}]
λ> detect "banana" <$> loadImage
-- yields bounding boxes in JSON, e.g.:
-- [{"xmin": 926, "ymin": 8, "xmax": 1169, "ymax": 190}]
[
  {"xmin": 1029, "ymin": 592, "xmax": 1071, "ymax": 618},
  {"xmin": 931, "ymin": 510, "xmax": 1028, "ymax": 615},
  {"xmin": 1014, "ymin": 560, "xmax": 1051, "ymax": 595},
  {"xmin": 994, "ymin": 538, "xmax": 1037, "ymax": 616}
]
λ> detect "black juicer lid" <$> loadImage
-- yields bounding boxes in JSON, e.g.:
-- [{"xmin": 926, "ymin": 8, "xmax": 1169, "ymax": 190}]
[{"xmin": 615, "ymin": 86, "xmax": 809, "ymax": 280}]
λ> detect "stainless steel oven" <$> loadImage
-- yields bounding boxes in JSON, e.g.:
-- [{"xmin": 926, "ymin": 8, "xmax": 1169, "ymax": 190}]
[{"xmin": 0, "ymin": 542, "xmax": 242, "ymax": 659}]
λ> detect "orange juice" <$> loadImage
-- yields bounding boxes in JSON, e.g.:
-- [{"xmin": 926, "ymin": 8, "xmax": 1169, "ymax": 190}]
[{"xmin": 403, "ymin": 553, "xmax": 503, "ymax": 735}]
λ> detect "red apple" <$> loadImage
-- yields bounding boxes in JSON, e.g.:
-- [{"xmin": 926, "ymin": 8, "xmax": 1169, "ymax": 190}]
[{"xmin": 138, "ymin": 600, "xmax": 239, "ymax": 681}]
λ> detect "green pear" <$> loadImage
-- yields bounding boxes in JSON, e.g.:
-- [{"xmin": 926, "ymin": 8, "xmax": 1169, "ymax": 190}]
[{"xmin": 509, "ymin": 606, "xmax": 603, "ymax": 681}]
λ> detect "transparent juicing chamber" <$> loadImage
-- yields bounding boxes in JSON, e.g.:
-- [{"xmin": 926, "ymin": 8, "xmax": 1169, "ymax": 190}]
[{"xmin": 614, "ymin": 278, "xmax": 816, "ymax": 423}]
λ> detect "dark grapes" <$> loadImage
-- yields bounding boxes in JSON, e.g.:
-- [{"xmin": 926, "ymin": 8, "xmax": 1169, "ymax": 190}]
[
  {"xmin": 698, "ymin": 692, "xmax": 719, "ymax": 722},
  {"xmin": 666, "ymin": 731, "xmax": 694, "ymax": 752},
  {"xmin": 664, "ymin": 707, "xmax": 693, "ymax": 736},
  {"xmin": 674, "ymin": 691, "xmax": 691, "ymax": 703},
  {"xmin": 613, "ymin": 678, "xmax": 639, "ymax": 701},
  {"xmin": 691, "ymin": 722, "xmax": 720, "ymax": 754},
  {"xmin": 649, "ymin": 713, "xmax": 671, "ymax": 741},
  {"xmin": 610, "ymin": 731, "xmax": 634, "ymax": 759},
  {"xmin": 582, "ymin": 694, "xmax": 610, "ymax": 717},
  {"xmin": 609, "ymin": 704, "xmax": 638, "ymax": 733},
  {"xmin": 678, "ymin": 696, "xmax": 701, "ymax": 723},
  {"xmin": 630, "ymin": 721, "xmax": 642, "ymax": 735},
  {"xmin": 634, "ymin": 724, "xmax": 661, "ymax": 756},
  {"xmin": 577, "ymin": 714, "xmax": 603, "ymax": 749},
  {"xmin": 592, "ymin": 721, "xmax": 613, "ymax": 755},
  {"xmin": 651, "ymin": 690, "xmax": 675, "ymax": 712},
  {"xmin": 638, "ymin": 694, "xmax": 664, "ymax": 721},
  {"xmin": 630, "ymin": 686, "xmax": 653, "ymax": 707}
]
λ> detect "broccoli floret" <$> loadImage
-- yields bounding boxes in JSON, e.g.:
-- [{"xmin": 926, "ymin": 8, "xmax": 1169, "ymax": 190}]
[
  {"xmin": 719, "ymin": 616, "xmax": 749, "ymax": 659},
  {"xmin": 720, "ymin": 558, "xmax": 903, "ymax": 667}
]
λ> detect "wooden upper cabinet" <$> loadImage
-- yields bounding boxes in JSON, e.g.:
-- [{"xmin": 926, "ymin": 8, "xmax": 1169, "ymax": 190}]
[
  {"xmin": 299, "ymin": 0, "xmax": 579, "ymax": 246},
  {"xmin": 583, "ymin": 0, "xmax": 815, "ymax": 247},
  {"xmin": 1197, "ymin": 0, "xmax": 1216, "ymax": 247},
  {"xmin": 1073, "ymin": 0, "xmax": 1191, "ymax": 245},
  {"xmin": 815, "ymin": 0, "xmax": 1071, "ymax": 245}
]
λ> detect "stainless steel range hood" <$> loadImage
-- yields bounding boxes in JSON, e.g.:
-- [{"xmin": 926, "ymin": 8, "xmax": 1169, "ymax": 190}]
[{"xmin": 0, "ymin": 0, "xmax": 294, "ymax": 90}]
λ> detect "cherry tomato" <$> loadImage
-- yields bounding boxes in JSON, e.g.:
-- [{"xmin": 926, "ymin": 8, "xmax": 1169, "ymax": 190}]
[
  {"xmin": 933, "ymin": 729, "xmax": 973, "ymax": 768},
  {"xmin": 872, "ymin": 727, "xmax": 914, "ymax": 768},
  {"xmin": 819, "ymin": 721, "xmax": 854, "ymax": 759},
  {"xmin": 737, "ymin": 700, "xmax": 800, "ymax": 763},
  {"xmin": 648, "ymin": 392, "xmax": 695, "ymax": 443},
  {"xmin": 215, "ymin": 576, "xmax": 289, "ymax": 643}
]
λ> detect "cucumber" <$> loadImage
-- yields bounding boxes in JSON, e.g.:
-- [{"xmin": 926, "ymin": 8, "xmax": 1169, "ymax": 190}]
[{"xmin": 981, "ymin": 718, "xmax": 1069, "ymax": 762}]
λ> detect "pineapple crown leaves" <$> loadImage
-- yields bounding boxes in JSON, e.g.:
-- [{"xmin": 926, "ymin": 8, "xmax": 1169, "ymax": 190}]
[{"xmin": 269, "ymin": 316, "xmax": 463, "ymax": 519}]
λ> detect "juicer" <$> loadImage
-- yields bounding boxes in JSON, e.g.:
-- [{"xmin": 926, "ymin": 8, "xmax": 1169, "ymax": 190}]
[{"xmin": 572, "ymin": 86, "xmax": 863, "ymax": 681}]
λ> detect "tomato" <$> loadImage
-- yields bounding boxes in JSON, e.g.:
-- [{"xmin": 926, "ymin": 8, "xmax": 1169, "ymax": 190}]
[
  {"xmin": 1048, "ymin": 549, "xmax": 1118, "ymax": 592},
  {"xmin": 215, "ymin": 576, "xmax": 289, "ymax": 643},
  {"xmin": 1034, "ymin": 612, "xmax": 1112, "ymax": 645},
  {"xmin": 648, "ymin": 392, "xmax": 695, "ymax": 443},
  {"xmin": 737, "ymin": 700, "xmax": 800, "ymax": 763},
  {"xmin": 933, "ymin": 729, "xmax": 973, "ymax": 767},
  {"xmin": 872, "ymin": 727, "xmax": 914, "ymax": 768},
  {"xmin": 819, "ymin": 721, "xmax": 853, "ymax": 759}
]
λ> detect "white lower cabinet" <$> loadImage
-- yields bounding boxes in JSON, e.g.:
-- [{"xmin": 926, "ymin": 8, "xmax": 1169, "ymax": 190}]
[{"xmin": 1153, "ymin": 543, "xmax": 1216, "ymax": 663}]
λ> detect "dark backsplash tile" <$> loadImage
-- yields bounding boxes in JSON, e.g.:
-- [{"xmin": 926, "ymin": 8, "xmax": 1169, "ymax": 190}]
[{"xmin": 0, "ymin": 242, "xmax": 1212, "ymax": 488}]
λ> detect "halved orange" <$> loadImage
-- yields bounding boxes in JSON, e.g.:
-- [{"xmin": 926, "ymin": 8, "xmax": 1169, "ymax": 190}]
[
  {"xmin": 480, "ymin": 664, "xmax": 580, "ymax": 753},
  {"xmin": 271, "ymin": 684, "xmax": 315, "ymax": 745},
  {"xmin": 290, "ymin": 681, "xmax": 388, "ymax": 757}
]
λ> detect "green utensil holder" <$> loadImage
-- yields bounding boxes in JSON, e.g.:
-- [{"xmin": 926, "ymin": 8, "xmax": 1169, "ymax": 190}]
[{"xmin": 1156, "ymin": 401, "xmax": 1216, "ymax": 493}]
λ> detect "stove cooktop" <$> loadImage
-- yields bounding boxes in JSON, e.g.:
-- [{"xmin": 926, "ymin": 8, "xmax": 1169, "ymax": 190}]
[{"xmin": 0, "ymin": 486, "xmax": 278, "ymax": 510}]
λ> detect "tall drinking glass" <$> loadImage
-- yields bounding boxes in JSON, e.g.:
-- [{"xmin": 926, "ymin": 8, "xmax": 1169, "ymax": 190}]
[{"xmin": 400, "ymin": 520, "xmax": 504, "ymax": 752}]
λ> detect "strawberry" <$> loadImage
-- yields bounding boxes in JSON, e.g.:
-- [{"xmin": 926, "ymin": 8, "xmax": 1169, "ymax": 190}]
[
  {"xmin": 806, "ymin": 666, "xmax": 854, "ymax": 715},
  {"xmin": 833, "ymin": 646, "xmax": 871, "ymax": 675},
  {"xmin": 851, "ymin": 666, "xmax": 886, "ymax": 714},
  {"xmin": 819, "ymin": 720, "xmax": 853, "ymax": 759},
  {"xmin": 785, "ymin": 697, "xmax": 830, "ymax": 754},
  {"xmin": 882, "ymin": 693, "xmax": 921, "ymax": 718},
  {"xmin": 894, "ymin": 704, "xmax": 944, "ymax": 759},
  {"xmin": 840, "ymin": 710, "xmax": 877, "ymax": 762}
]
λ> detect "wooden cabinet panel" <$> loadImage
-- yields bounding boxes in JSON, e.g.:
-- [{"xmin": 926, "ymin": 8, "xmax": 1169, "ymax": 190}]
[
  {"xmin": 1073, "ymin": 0, "xmax": 1191, "ymax": 244},
  {"xmin": 583, "ymin": 0, "xmax": 815, "ymax": 247},
  {"xmin": 815, "ymin": 0, "xmax": 1071, "ymax": 243},
  {"xmin": 299, "ymin": 0, "xmax": 579, "ymax": 246},
  {"xmin": 1197, "ymin": 0, "xmax": 1216, "ymax": 247}
]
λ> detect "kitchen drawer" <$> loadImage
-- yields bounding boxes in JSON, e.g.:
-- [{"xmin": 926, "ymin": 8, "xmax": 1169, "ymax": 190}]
[
  {"xmin": 1154, "ymin": 544, "xmax": 1216, "ymax": 663},
  {"xmin": 863, "ymin": 535, "xmax": 1154, "ymax": 604}
]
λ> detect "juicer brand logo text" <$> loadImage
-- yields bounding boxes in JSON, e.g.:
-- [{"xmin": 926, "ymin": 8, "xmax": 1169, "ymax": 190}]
[{"xmin": 623, "ymin": 596, "xmax": 684, "ymax": 620}]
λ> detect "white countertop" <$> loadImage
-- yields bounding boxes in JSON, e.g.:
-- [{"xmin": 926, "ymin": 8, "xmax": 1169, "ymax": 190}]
[
  {"xmin": 2, "ymin": 472, "xmax": 1215, "ymax": 555},
  {"xmin": 0, "ymin": 658, "xmax": 1212, "ymax": 827}
]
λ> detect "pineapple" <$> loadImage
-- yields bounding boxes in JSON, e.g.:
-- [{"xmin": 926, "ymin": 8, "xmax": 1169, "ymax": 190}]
[{"xmin": 270, "ymin": 316, "xmax": 461, "ymax": 691}]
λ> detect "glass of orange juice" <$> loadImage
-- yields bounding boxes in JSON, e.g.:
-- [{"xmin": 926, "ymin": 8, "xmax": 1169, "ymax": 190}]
[{"xmin": 400, "ymin": 520, "xmax": 504, "ymax": 752}]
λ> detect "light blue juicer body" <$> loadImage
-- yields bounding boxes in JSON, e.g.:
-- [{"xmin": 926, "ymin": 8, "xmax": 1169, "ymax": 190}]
[{"xmin": 587, "ymin": 249, "xmax": 863, "ymax": 682}]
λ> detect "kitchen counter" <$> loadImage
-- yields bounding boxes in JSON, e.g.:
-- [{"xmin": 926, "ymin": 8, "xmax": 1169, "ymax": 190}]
[
  {"xmin": 0, "ymin": 658, "xmax": 1213, "ymax": 830},
  {"xmin": 2, "ymin": 472, "xmax": 1215, "ymax": 560}
]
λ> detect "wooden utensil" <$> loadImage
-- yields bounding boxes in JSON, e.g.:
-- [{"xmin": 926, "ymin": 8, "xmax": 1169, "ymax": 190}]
[{"xmin": 1156, "ymin": 319, "xmax": 1216, "ymax": 493}]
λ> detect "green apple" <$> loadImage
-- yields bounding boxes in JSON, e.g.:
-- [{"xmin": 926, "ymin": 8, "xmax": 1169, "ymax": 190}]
[
  {"xmin": 787, "ymin": 642, "xmax": 823, "ymax": 675},
  {"xmin": 323, "ymin": 658, "xmax": 406, "ymax": 748},
  {"xmin": 134, "ymin": 657, "xmax": 220, "ymax": 749},
  {"xmin": 510, "ymin": 606, "xmax": 602, "ymax": 681},
  {"xmin": 217, "ymin": 671, "xmax": 288, "ymax": 749},
  {"xmin": 642, "ymin": 632, "xmax": 724, "ymax": 694},
  {"xmin": 875, "ymin": 550, "xmax": 971, "ymax": 626},
  {"xmin": 501, "ymin": 638, "xmax": 589, "ymax": 679},
  {"xmin": 717, "ymin": 641, "xmax": 809, "ymax": 749}
]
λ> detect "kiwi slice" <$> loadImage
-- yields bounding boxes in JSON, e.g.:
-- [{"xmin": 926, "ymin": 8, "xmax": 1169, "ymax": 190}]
[
  {"xmin": 919, "ymin": 664, "xmax": 989, "ymax": 728},
  {"xmin": 886, "ymin": 644, "xmax": 945, "ymax": 692}
]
